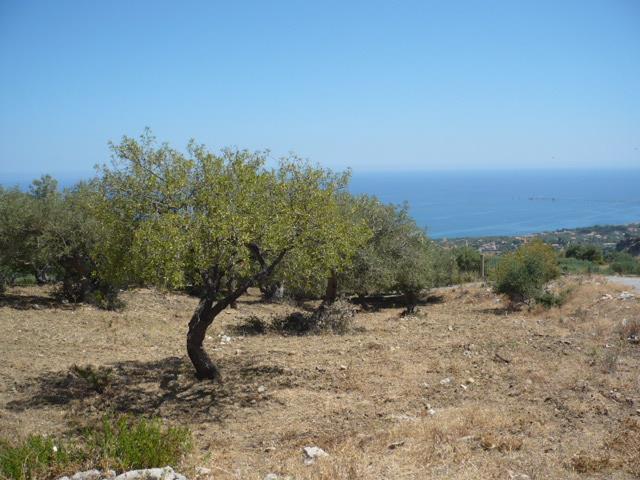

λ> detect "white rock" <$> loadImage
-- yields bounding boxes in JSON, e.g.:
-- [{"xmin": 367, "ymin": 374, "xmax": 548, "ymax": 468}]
[
  {"xmin": 113, "ymin": 466, "xmax": 186, "ymax": 480},
  {"xmin": 339, "ymin": 364, "xmax": 347, "ymax": 370},
  {"xmin": 303, "ymin": 446, "xmax": 328, "ymax": 465},
  {"xmin": 257, "ymin": 385, "xmax": 266, "ymax": 393},
  {"xmin": 70, "ymin": 470, "xmax": 102, "ymax": 480},
  {"xmin": 508, "ymin": 471, "xmax": 531, "ymax": 480},
  {"xmin": 440, "ymin": 377, "xmax": 451, "ymax": 385},
  {"xmin": 195, "ymin": 466, "xmax": 212, "ymax": 476},
  {"xmin": 619, "ymin": 291, "xmax": 635, "ymax": 300},
  {"xmin": 427, "ymin": 408, "xmax": 437, "ymax": 416},
  {"xmin": 264, "ymin": 474, "xmax": 279, "ymax": 480}
]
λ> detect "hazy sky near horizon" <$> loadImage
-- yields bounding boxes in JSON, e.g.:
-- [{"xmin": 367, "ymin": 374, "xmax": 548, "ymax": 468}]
[{"xmin": 1, "ymin": 0, "xmax": 639, "ymax": 176}]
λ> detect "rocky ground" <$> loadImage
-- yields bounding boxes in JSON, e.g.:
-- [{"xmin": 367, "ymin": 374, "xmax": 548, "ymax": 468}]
[{"xmin": 1, "ymin": 277, "xmax": 639, "ymax": 479}]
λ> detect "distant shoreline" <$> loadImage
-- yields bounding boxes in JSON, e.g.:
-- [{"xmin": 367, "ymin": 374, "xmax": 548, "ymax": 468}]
[{"xmin": 436, "ymin": 222, "xmax": 639, "ymax": 254}]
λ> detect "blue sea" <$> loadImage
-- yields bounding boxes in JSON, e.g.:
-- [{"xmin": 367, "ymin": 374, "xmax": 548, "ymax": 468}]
[
  {"xmin": 350, "ymin": 169, "xmax": 640, "ymax": 239},
  {"xmin": 3, "ymin": 169, "xmax": 640, "ymax": 239}
]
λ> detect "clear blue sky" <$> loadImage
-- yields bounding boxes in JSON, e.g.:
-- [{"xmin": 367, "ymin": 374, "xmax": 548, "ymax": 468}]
[{"xmin": 1, "ymin": 0, "xmax": 639, "ymax": 177}]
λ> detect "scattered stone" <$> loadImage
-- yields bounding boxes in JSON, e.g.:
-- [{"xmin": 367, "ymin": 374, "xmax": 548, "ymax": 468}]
[
  {"xmin": 264, "ymin": 446, "xmax": 276, "ymax": 452},
  {"xmin": 448, "ymin": 325, "xmax": 453, "ymax": 331},
  {"xmin": 618, "ymin": 291, "xmax": 635, "ymax": 300},
  {"xmin": 508, "ymin": 471, "xmax": 531, "ymax": 480},
  {"xmin": 264, "ymin": 474, "xmax": 279, "ymax": 480},
  {"xmin": 195, "ymin": 466, "xmax": 211, "ymax": 476},
  {"xmin": 460, "ymin": 384, "xmax": 468, "ymax": 391},
  {"xmin": 440, "ymin": 377, "xmax": 451, "ymax": 385},
  {"xmin": 427, "ymin": 408, "xmax": 436, "ymax": 416},
  {"xmin": 339, "ymin": 364, "xmax": 347, "ymax": 370},
  {"xmin": 387, "ymin": 440, "xmax": 405, "ymax": 449},
  {"xmin": 466, "ymin": 377, "xmax": 475, "ymax": 384},
  {"xmin": 601, "ymin": 294, "xmax": 613, "ymax": 301},
  {"xmin": 257, "ymin": 385, "xmax": 266, "ymax": 393},
  {"xmin": 219, "ymin": 334, "xmax": 232, "ymax": 344},
  {"xmin": 303, "ymin": 446, "xmax": 329, "ymax": 465},
  {"xmin": 65, "ymin": 470, "xmax": 103, "ymax": 480},
  {"xmin": 113, "ymin": 467, "xmax": 186, "ymax": 480}
]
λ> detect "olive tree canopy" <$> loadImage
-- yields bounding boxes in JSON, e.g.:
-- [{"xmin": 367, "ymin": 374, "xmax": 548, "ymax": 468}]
[{"xmin": 94, "ymin": 131, "xmax": 368, "ymax": 379}]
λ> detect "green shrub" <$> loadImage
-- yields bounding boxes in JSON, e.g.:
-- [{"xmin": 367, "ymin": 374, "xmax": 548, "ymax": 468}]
[
  {"xmin": 565, "ymin": 244, "xmax": 604, "ymax": 263},
  {"xmin": 0, "ymin": 416, "xmax": 191, "ymax": 480},
  {"xmin": 606, "ymin": 252, "xmax": 640, "ymax": 275},
  {"xmin": 454, "ymin": 246, "xmax": 482, "ymax": 273},
  {"xmin": 536, "ymin": 288, "xmax": 572, "ymax": 309},
  {"xmin": 493, "ymin": 240, "xmax": 560, "ymax": 306},
  {"xmin": 86, "ymin": 415, "xmax": 191, "ymax": 472},
  {"xmin": 0, "ymin": 435, "xmax": 75, "ymax": 480},
  {"xmin": 558, "ymin": 257, "xmax": 602, "ymax": 275}
]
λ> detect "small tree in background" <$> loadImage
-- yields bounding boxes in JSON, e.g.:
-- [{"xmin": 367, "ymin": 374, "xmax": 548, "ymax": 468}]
[
  {"xmin": 94, "ymin": 131, "xmax": 367, "ymax": 380},
  {"xmin": 493, "ymin": 240, "xmax": 560, "ymax": 306},
  {"xmin": 339, "ymin": 195, "xmax": 433, "ymax": 312},
  {"xmin": 565, "ymin": 244, "xmax": 604, "ymax": 263},
  {"xmin": 454, "ymin": 246, "xmax": 482, "ymax": 274}
]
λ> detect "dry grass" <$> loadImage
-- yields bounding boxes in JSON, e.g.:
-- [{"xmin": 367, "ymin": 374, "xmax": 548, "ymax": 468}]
[{"xmin": 1, "ymin": 276, "xmax": 639, "ymax": 479}]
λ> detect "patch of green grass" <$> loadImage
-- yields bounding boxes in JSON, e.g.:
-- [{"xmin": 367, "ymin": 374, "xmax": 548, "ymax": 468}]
[
  {"xmin": 536, "ymin": 287, "xmax": 573, "ymax": 309},
  {"xmin": 0, "ymin": 415, "xmax": 192, "ymax": 480},
  {"xmin": 558, "ymin": 257, "xmax": 603, "ymax": 275},
  {"xmin": 86, "ymin": 415, "xmax": 192, "ymax": 472},
  {"xmin": 0, "ymin": 435, "xmax": 75, "ymax": 480}
]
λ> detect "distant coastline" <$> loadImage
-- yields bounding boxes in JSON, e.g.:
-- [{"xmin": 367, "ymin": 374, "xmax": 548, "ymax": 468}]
[{"xmin": 437, "ymin": 222, "xmax": 640, "ymax": 255}]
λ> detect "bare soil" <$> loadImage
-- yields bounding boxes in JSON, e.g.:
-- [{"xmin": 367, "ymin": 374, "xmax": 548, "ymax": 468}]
[{"xmin": 1, "ymin": 277, "xmax": 639, "ymax": 479}]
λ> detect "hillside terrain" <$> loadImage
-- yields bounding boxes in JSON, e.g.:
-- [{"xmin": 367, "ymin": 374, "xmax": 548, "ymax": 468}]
[
  {"xmin": 438, "ymin": 223, "xmax": 640, "ymax": 255},
  {"xmin": 1, "ymin": 278, "xmax": 639, "ymax": 479}
]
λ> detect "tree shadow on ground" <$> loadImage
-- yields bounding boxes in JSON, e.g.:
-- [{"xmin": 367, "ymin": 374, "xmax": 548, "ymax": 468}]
[
  {"xmin": 7, "ymin": 356, "xmax": 293, "ymax": 424},
  {"xmin": 352, "ymin": 293, "xmax": 443, "ymax": 311},
  {"xmin": 0, "ymin": 292, "xmax": 74, "ymax": 310},
  {"xmin": 476, "ymin": 306, "xmax": 518, "ymax": 316}
]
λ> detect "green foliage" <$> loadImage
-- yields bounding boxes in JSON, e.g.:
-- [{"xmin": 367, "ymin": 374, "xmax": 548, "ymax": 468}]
[
  {"xmin": 70, "ymin": 365, "xmax": 114, "ymax": 394},
  {"xmin": 0, "ymin": 416, "xmax": 191, "ymax": 480},
  {"xmin": 86, "ymin": 415, "xmax": 191, "ymax": 472},
  {"xmin": 94, "ymin": 131, "xmax": 368, "ymax": 298},
  {"xmin": 565, "ymin": 244, "xmax": 604, "ymax": 263},
  {"xmin": 454, "ymin": 246, "xmax": 482, "ymax": 273},
  {"xmin": 339, "ymin": 196, "xmax": 433, "ymax": 306},
  {"xmin": 606, "ymin": 251, "xmax": 640, "ymax": 275},
  {"xmin": 493, "ymin": 240, "xmax": 560, "ymax": 305},
  {"xmin": 0, "ymin": 177, "xmax": 118, "ymax": 307},
  {"xmin": 536, "ymin": 287, "xmax": 572, "ymax": 309},
  {"xmin": 558, "ymin": 257, "xmax": 603, "ymax": 275},
  {"xmin": 0, "ymin": 435, "xmax": 75, "ymax": 480}
]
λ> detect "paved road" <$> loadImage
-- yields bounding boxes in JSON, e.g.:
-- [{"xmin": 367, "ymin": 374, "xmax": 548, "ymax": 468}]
[{"xmin": 606, "ymin": 276, "xmax": 640, "ymax": 292}]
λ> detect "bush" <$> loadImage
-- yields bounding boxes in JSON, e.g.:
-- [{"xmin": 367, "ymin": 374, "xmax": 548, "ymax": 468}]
[
  {"xmin": 85, "ymin": 415, "xmax": 191, "ymax": 472},
  {"xmin": 565, "ymin": 244, "xmax": 604, "ymax": 263},
  {"xmin": 493, "ymin": 240, "xmax": 560, "ymax": 306},
  {"xmin": 607, "ymin": 252, "xmax": 640, "ymax": 275},
  {"xmin": 454, "ymin": 246, "xmax": 482, "ymax": 273},
  {"xmin": 0, "ymin": 416, "xmax": 191, "ymax": 480},
  {"xmin": 536, "ymin": 288, "xmax": 572, "ymax": 309},
  {"xmin": 272, "ymin": 300, "xmax": 356, "ymax": 334},
  {"xmin": 558, "ymin": 257, "xmax": 602, "ymax": 275},
  {"xmin": 0, "ymin": 435, "xmax": 75, "ymax": 480}
]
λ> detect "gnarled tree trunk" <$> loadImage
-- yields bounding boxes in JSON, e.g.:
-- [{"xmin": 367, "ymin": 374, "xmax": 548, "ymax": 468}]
[
  {"xmin": 324, "ymin": 270, "xmax": 338, "ymax": 304},
  {"xmin": 186, "ymin": 246, "xmax": 288, "ymax": 380}
]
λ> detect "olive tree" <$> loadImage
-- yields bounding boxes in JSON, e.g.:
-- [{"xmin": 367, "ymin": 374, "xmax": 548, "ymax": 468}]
[
  {"xmin": 94, "ymin": 131, "xmax": 366, "ymax": 380},
  {"xmin": 340, "ymin": 195, "xmax": 433, "ymax": 311},
  {"xmin": 0, "ymin": 176, "xmax": 64, "ymax": 287}
]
